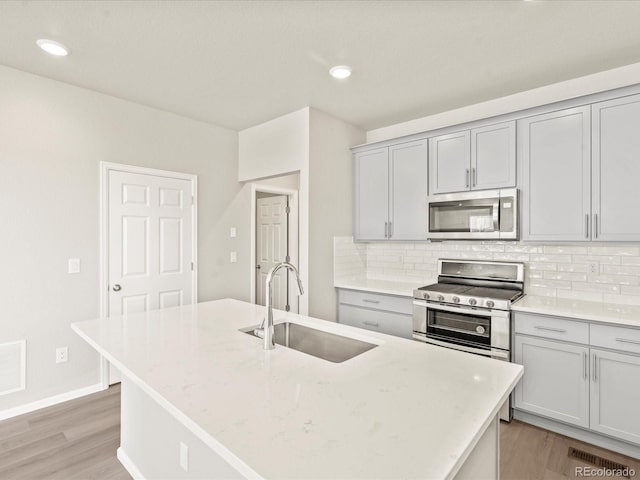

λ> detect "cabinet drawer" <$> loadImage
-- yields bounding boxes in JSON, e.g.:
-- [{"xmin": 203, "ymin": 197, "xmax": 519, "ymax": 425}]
[
  {"xmin": 514, "ymin": 312, "xmax": 589, "ymax": 344},
  {"xmin": 590, "ymin": 323, "xmax": 640, "ymax": 355},
  {"xmin": 338, "ymin": 304, "xmax": 412, "ymax": 339},
  {"xmin": 338, "ymin": 289, "xmax": 412, "ymax": 315}
]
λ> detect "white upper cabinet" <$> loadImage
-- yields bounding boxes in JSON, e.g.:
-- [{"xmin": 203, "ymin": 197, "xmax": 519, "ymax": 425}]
[
  {"xmin": 592, "ymin": 94, "xmax": 640, "ymax": 241},
  {"xmin": 353, "ymin": 140, "xmax": 427, "ymax": 241},
  {"xmin": 471, "ymin": 122, "xmax": 516, "ymax": 190},
  {"xmin": 389, "ymin": 141, "xmax": 428, "ymax": 240},
  {"xmin": 429, "ymin": 121, "xmax": 515, "ymax": 194},
  {"xmin": 518, "ymin": 106, "xmax": 591, "ymax": 241},
  {"xmin": 354, "ymin": 147, "xmax": 389, "ymax": 241},
  {"xmin": 429, "ymin": 131, "xmax": 470, "ymax": 194}
]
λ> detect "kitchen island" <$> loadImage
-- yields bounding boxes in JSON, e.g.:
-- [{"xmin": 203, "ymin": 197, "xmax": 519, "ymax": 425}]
[{"xmin": 72, "ymin": 299, "xmax": 523, "ymax": 479}]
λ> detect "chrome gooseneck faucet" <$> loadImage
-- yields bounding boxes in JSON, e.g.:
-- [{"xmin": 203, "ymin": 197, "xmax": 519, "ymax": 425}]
[{"xmin": 254, "ymin": 262, "xmax": 304, "ymax": 350}]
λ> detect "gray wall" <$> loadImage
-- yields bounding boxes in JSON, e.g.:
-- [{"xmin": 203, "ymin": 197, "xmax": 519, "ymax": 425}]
[
  {"xmin": 308, "ymin": 109, "xmax": 365, "ymax": 321},
  {"xmin": 0, "ymin": 65, "xmax": 241, "ymax": 411}
]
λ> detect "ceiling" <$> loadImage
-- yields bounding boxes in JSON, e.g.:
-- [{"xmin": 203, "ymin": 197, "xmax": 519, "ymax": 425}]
[{"xmin": 2, "ymin": 1, "xmax": 640, "ymax": 132}]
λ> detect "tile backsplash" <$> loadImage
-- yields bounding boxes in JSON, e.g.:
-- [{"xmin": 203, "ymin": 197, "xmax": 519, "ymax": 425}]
[{"xmin": 334, "ymin": 236, "xmax": 640, "ymax": 305}]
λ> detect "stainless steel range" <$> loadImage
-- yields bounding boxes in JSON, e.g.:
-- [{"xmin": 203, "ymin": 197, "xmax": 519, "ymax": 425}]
[{"xmin": 412, "ymin": 259, "xmax": 524, "ymax": 421}]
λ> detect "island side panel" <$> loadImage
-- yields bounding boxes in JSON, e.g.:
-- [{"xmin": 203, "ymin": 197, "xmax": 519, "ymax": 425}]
[
  {"xmin": 119, "ymin": 378, "xmax": 246, "ymax": 479},
  {"xmin": 453, "ymin": 416, "xmax": 499, "ymax": 480}
]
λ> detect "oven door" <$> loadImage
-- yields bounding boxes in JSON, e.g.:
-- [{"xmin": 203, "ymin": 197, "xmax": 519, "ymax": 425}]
[{"xmin": 412, "ymin": 300, "xmax": 510, "ymax": 358}]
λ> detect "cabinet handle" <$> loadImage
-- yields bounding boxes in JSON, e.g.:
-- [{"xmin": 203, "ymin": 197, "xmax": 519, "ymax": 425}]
[
  {"xmin": 384, "ymin": 221, "xmax": 388, "ymax": 238},
  {"xmin": 533, "ymin": 325, "xmax": 567, "ymax": 333},
  {"xmin": 593, "ymin": 353, "xmax": 597, "ymax": 382},
  {"xmin": 363, "ymin": 320, "xmax": 380, "ymax": 327},
  {"xmin": 583, "ymin": 352, "xmax": 587, "ymax": 380},
  {"xmin": 472, "ymin": 168, "xmax": 476, "ymax": 187},
  {"xmin": 594, "ymin": 214, "xmax": 598, "ymax": 239},
  {"xmin": 362, "ymin": 299, "xmax": 381, "ymax": 304},
  {"xmin": 465, "ymin": 169, "xmax": 470, "ymax": 188},
  {"xmin": 585, "ymin": 214, "xmax": 589, "ymax": 239},
  {"xmin": 389, "ymin": 222, "xmax": 393, "ymax": 238},
  {"xmin": 615, "ymin": 337, "xmax": 640, "ymax": 345}
]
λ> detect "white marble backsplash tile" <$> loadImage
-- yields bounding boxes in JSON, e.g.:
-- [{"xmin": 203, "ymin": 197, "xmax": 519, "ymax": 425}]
[{"xmin": 333, "ymin": 236, "xmax": 640, "ymax": 306}]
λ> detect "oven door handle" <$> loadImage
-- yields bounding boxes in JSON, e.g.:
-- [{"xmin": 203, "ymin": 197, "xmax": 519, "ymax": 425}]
[
  {"xmin": 412, "ymin": 334, "xmax": 510, "ymax": 360},
  {"xmin": 414, "ymin": 299, "xmax": 507, "ymax": 318}
]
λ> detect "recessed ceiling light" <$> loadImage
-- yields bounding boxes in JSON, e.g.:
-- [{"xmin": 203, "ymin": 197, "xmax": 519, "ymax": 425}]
[
  {"xmin": 36, "ymin": 39, "xmax": 70, "ymax": 57},
  {"xmin": 329, "ymin": 65, "xmax": 352, "ymax": 79}
]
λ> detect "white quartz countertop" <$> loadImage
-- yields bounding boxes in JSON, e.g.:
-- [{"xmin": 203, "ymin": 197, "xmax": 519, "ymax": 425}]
[
  {"xmin": 513, "ymin": 295, "xmax": 640, "ymax": 328},
  {"xmin": 72, "ymin": 299, "xmax": 522, "ymax": 479},
  {"xmin": 334, "ymin": 278, "xmax": 419, "ymax": 297}
]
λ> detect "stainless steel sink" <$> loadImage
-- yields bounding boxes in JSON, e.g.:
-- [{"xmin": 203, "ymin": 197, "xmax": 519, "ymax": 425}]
[{"xmin": 240, "ymin": 322, "xmax": 377, "ymax": 363}]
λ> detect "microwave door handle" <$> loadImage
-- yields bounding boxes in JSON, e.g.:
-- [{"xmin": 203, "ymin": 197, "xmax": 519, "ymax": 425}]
[{"xmin": 493, "ymin": 198, "xmax": 500, "ymax": 232}]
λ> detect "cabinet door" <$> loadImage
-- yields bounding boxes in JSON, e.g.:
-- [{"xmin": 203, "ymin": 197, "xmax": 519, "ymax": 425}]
[
  {"xmin": 514, "ymin": 335, "xmax": 589, "ymax": 427},
  {"xmin": 338, "ymin": 304, "xmax": 413, "ymax": 339},
  {"xmin": 429, "ymin": 130, "xmax": 470, "ymax": 194},
  {"xmin": 471, "ymin": 121, "xmax": 516, "ymax": 190},
  {"xmin": 389, "ymin": 140, "xmax": 428, "ymax": 240},
  {"xmin": 354, "ymin": 148, "xmax": 389, "ymax": 241},
  {"xmin": 592, "ymin": 94, "xmax": 640, "ymax": 241},
  {"xmin": 590, "ymin": 348, "xmax": 640, "ymax": 444},
  {"xmin": 518, "ymin": 106, "xmax": 591, "ymax": 241}
]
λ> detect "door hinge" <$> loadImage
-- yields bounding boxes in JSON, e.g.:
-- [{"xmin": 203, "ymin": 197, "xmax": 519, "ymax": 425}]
[
  {"xmin": 191, "ymin": 195, "xmax": 194, "ymax": 205},
  {"xmin": 191, "ymin": 261, "xmax": 194, "ymax": 271},
  {"xmin": 285, "ymin": 205, "xmax": 290, "ymax": 214},
  {"xmin": 285, "ymin": 255, "xmax": 290, "ymax": 262},
  {"xmin": 285, "ymin": 304, "xmax": 290, "ymax": 312}
]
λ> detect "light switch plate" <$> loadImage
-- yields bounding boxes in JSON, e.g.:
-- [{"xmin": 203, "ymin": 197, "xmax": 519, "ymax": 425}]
[
  {"xmin": 230, "ymin": 251, "xmax": 237, "ymax": 263},
  {"xmin": 230, "ymin": 227, "xmax": 237, "ymax": 238},
  {"xmin": 68, "ymin": 258, "xmax": 81, "ymax": 274}
]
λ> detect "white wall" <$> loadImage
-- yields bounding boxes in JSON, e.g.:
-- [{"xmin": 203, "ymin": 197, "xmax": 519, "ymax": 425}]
[
  {"xmin": 309, "ymin": 109, "xmax": 365, "ymax": 321},
  {"xmin": 238, "ymin": 108, "xmax": 309, "ymax": 181},
  {"xmin": 0, "ymin": 65, "xmax": 240, "ymax": 412},
  {"xmin": 367, "ymin": 62, "xmax": 640, "ymax": 143}
]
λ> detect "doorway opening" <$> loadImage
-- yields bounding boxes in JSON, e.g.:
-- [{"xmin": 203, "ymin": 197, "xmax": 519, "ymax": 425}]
[{"xmin": 250, "ymin": 185, "xmax": 299, "ymax": 314}]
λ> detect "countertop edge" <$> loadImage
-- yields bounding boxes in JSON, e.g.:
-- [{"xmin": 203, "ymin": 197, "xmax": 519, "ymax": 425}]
[{"xmin": 70, "ymin": 321, "xmax": 262, "ymax": 480}]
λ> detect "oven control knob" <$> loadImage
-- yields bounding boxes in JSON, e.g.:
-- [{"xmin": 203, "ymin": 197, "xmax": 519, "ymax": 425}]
[
  {"xmin": 486, "ymin": 300, "xmax": 495, "ymax": 308},
  {"xmin": 423, "ymin": 292, "xmax": 429, "ymax": 300},
  {"xmin": 476, "ymin": 326, "xmax": 486, "ymax": 334},
  {"xmin": 468, "ymin": 298, "xmax": 477, "ymax": 306},
  {"xmin": 437, "ymin": 295, "xmax": 445, "ymax": 302},
  {"xmin": 452, "ymin": 296, "xmax": 460, "ymax": 304}
]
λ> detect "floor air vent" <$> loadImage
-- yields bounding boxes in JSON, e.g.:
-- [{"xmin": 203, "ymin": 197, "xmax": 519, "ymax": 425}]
[{"xmin": 568, "ymin": 447, "xmax": 631, "ymax": 478}]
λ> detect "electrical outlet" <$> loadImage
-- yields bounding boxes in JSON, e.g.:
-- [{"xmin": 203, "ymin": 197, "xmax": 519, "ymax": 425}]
[
  {"xmin": 68, "ymin": 258, "xmax": 81, "ymax": 274},
  {"xmin": 180, "ymin": 442, "xmax": 189, "ymax": 472},
  {"xmin": 56, "ymin": 347, "xmax": 68, "ymax": 363},
  {"xmin": 589, "ymin": 263, "xmax": 598, "ymax": 274}
]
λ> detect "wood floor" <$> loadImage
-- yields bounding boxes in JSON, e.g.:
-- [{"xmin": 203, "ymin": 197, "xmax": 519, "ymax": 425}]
[
  {"xmin": 0, "ymin": 384, "xmax": 130, "ymax": 479},
  {"xmin": 1, "ymin": 386, "xmax": 639, "ymax": 479}
]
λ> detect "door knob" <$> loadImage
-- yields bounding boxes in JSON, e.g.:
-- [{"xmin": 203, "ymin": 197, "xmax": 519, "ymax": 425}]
[
  {"xmin": 112, "ymin": 284, "xmax": 122, "ymax": 292},
  {"xmin": 256, "ymin": 265, "xmax": 261, "ymax": 270}
]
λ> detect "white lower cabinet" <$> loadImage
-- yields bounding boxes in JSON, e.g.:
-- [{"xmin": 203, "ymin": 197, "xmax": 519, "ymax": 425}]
[
  {"xmin": 514, "ymin": 312, "xmax": 640, "ymax": 446},
  {"xmin": 336, "ymin": 288, "xmax": 413, "ymax": 339},
  {"xmin": 590, "ymin": 348, "xmax": 640, "ymax": 444},
  {"xmin": 514, "ymin": 336, "xmax": 589, "ymax": 427}
]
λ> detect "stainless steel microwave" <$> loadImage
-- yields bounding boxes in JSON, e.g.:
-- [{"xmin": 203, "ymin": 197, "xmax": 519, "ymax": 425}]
[{"xmin": 426, "ymin": 188, "xmax": 518, "ymax": 240}]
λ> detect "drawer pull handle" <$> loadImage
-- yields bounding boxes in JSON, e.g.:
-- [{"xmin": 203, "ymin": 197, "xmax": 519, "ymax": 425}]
[
  {"xmin": 362, "ymin": 299, "xmax": 381, "ymax": 304},
  {"xmin": 615, "ymin": 337, "xmax": 640, "ymax": 345},
  {"xmin": 363, "ymin": 320, "xmax": 380, "ymax": 327},
  {"xmin": 534, "ymin": 326, "xmax": 567, "ymax": 333}
]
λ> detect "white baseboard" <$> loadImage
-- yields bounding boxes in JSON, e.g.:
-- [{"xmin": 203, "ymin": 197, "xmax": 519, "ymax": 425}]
[
  {"xmin": 117, "ymin": 447, "xmax": 145, "ymax": 479},
  {"xmin": 0, "ymin": 383, "xmax": 105, "ymax": 421}
]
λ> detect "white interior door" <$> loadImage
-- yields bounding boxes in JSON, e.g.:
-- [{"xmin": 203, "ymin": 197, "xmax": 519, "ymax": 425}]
[
  {"xmin": 256, "ymin": 195, "xmax": 290, "ymax": 311},
  {"xmin": 108, "ymin": 169, "xmax": 194, "ymax": 383}
]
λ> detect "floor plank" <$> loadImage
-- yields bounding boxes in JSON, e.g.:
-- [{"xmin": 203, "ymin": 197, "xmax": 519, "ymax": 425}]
[
  {"xmin": 501, "ymin": 420, "xmax": 640, "ymax": 480},
  {"xmin": 0, "ymin": 384, "xmax": 130, "ymax": 480}
]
